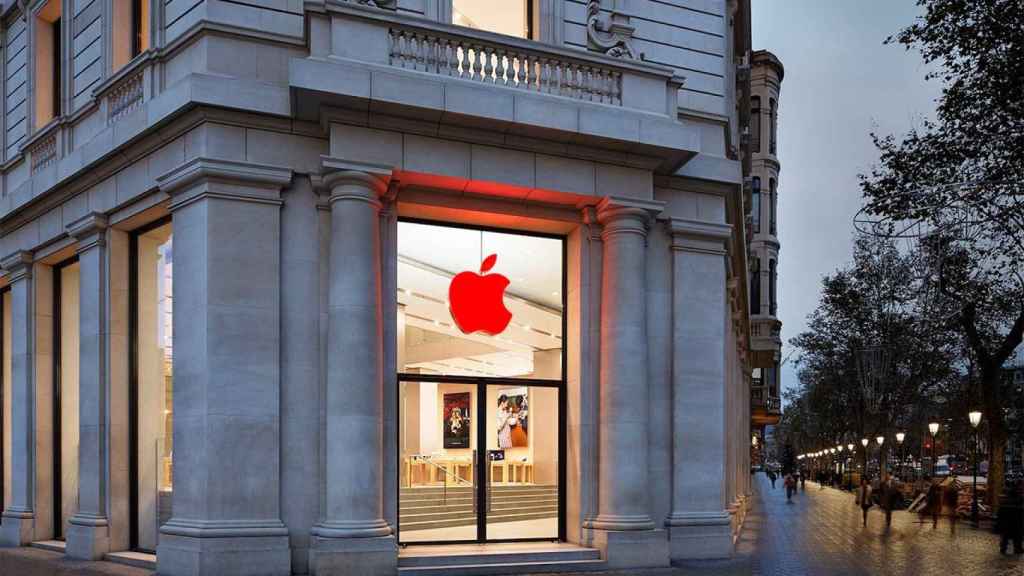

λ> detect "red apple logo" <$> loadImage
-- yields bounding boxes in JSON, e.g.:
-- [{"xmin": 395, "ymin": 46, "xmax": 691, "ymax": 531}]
[{"xmin": 449, "ymin": 254, "xmax": 512, "ymax": 335}]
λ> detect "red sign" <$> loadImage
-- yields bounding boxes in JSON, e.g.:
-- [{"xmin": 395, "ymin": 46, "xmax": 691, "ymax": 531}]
[{"xmin": 448, "ymin": 254, "xmax": 512, "ymax": 335}]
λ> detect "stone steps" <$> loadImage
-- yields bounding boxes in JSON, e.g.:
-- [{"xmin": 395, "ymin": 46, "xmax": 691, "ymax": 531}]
[
  {"xmin": 399, "ymin": 485, "xmax": 558, "ymax": 532},
  {"xmin": 398, "ymin": 545, "xmax": 604, "ymax": 576}
]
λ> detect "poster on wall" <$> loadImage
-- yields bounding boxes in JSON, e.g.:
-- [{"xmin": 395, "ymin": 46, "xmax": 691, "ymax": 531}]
[
  {"xmin": 496, "ymin": 387, "xmax": 528, "ymax": 448},
  {"xmin": 443, "ymin": 392, "xmax": 472, "ymax": 449}
]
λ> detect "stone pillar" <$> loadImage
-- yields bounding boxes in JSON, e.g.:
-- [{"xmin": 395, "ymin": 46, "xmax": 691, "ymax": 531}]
[
  {"xmin": 155, "ymin": 158, "xmax": 293, "ymax": 576},
  {"xmin": 583, "ymin": 197, "xmax": 667, "ymax": 569},
  {"xmin": 65, "ymin": 213, "xmax": 111, "ymax": 560},
  {"xmin": 0, "ymin": 251, "xmax": 35, "ymax": 546},
  {"xmin": 665, "ymin": 218, "xmax": 733, "ymax": 560},
  {"xmin": 309, "ymin": 165, "xmax": 395, "ymax": 576}
]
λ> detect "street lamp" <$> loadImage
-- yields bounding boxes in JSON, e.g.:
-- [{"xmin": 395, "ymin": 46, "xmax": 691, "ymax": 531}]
[
  {"xmin": 928, "ymin": 422, "xmax": 940, "ymax": 477},
  {"xmin": 876, "ymin": 436, "xmax": 885, "ymax": 477},
  {"xmin": 861, "ymin": 438, "xmax": 869, "ymax": 478},
  {"xmin": 847, "ymin": 443, "xmax": 855, "ymax": 487},
  {"xmin": 896, "ymin": 432, "xmax": 906, "ymax": 481},
  {"xmin": 969, "ymin": 410, "xmax": 982, "ymax": 527}
]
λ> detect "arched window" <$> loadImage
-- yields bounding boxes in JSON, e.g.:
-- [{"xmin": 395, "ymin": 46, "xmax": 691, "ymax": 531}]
[
  {"xmin": 750, "ymin": 96, "xmax": 761, "ymax": 153},
  {"xmin": 769, "ymin": 98, "xmax": 777, "ymax": 155},
  {"xmin": 769, "ymin": 178, "xmax": 777, "ymax": 235},
  {"xmin": 750, "ymin": 257, "xmax": 761, "ymax": 315},
  {"xmin": 752, "ymin": 177, "xmax": 761, "ymax": 234},
  {"xmin": 769, "ymin": 258, "xmax": 777, "ymax": 316}
]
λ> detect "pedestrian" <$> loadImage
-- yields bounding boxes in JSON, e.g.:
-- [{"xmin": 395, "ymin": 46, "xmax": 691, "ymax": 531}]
[
  {"xmin": 785, "ymin": 472, "xmax": 796, "ymax": 502},
  {"xmin": 800, "ymin": 470, "xmax": 806, "ymax": 491},
  {"xmin": 925, "ymin": 477, "xmax": 942, "ymax": 528},
  {"xmin": 944, "ymin": 481, "xmax": 959, "ymax": 531},
  {"xmin": 857, "ymin": 476, "xmax": 873, "ymax": 527},
  {"xmin": 768, "ymin": 469, "xmax": 777, "ymax": 489},
  {"xmin": 997, "ymin": 480, "xmax": 1024, "ymax": 555},
  {"xmin": 880, "ymin": 474, "xmax": 897, "ymax": 528}
]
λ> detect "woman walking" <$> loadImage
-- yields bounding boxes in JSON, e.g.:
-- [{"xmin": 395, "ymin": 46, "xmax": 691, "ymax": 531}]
[{"xmin": 857, "ymin": 476, "xmax": 873, "ymax": 527}]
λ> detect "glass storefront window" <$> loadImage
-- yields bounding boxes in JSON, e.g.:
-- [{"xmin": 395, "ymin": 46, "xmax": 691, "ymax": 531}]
[
  {"xmin": 56, "ymin": 260, "xmax": 80, "ymax": 540},
  {"xmin": 134, "ymin": 222, "xmax": 173, "ymax": 551},
  {"xmin": 452, "ymin": 0, "xmax": 531, "ymax": 39},
  {"xmin": 397, "ymin": 221, "xmax": 563, "ymax": 381}
]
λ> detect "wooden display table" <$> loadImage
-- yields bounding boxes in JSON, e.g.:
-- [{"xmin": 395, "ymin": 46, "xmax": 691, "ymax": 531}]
[
  {"xmin": 404, "ymin": 456, "xmax": 474, "ymax": 487},
  {"xmin": 489, "ymin": 460, "xmax": 533, "ymax": 484}
]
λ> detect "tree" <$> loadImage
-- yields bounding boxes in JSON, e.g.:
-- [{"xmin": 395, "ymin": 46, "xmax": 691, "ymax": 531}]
[{"xmin": 859, "ymin": 0, "xmax": 1024, "ymax": 509}]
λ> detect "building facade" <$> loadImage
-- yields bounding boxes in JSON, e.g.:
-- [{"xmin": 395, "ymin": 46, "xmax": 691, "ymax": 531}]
[
  {"xmin": 0, "ymin": 1, "xmax": 761, "ymax": 574},
  {"xmin": 748, "ymin": 50, "xmax": 783, "ymax": 439}
]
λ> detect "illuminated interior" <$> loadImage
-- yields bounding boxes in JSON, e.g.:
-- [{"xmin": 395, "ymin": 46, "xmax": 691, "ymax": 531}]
[
  {"xmin": 452, "ymin": 0, "xmax": 531, "ymax": 39},
  {"xmin": 57, "ymin": 261, "xmax": 80, "ymax": 540},
  {"xmin": 397, "ymin": 221, "xmax": 562, "ymax": 543},
  {"xmin": 135, "ymin": 223, "xmax": 173, "ymax": 551}
]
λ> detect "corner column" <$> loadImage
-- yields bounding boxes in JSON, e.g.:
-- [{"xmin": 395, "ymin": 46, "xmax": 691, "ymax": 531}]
[
  {"xmin": 0, "ymin": 252, "xmax": 36, "ymax": 546},
  {"xmin": 583, "ymin": 197, "xmax": 668, "ymax": 569},
  {"xmin": 65, "ymin": 213, "xmax": 111, "ymax": 559},
  {"xmin": 665, "ymin": 218, "xmax": 733, "ymax": 560},
  {"xmin": 156, "ymin": 158, "xmax": 293, "ymax": 576},
  {"xmin": 309, "ymin": 165, "xmax": 395, "ymax": 575}
]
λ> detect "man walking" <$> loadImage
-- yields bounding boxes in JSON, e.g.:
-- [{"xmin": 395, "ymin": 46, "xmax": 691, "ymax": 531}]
[
  {"xmin": 857, "ymin": 476, "xmax": 873, "ymax": 527},
  {"xmin": 925, "ymin": 477, "xmax": 942, "ymax": 528},
  {"xmin": 880, "ymin": 474, "xmax": 898, "ymax": 529},
  {"xmin": 768, "ymin": 469, "xmax": 777, "ymax": 489},
  {"xmin": 785, "ymin": 472, "xmax": 796, "ymax": 502}
]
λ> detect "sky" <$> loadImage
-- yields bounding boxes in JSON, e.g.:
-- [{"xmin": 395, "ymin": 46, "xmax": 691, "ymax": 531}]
[{"xmin": 751, "ymin": 1, "xmax": 944, "ymax": 396}]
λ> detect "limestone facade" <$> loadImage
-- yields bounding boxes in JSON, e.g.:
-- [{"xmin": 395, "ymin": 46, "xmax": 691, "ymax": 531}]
[{"xmin": 0, "ymin": 0, "xmax": 764, "ymax": 573}]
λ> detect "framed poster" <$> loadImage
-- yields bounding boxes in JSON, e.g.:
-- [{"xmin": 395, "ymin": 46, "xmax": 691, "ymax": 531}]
[
  {"xmin": 443, "ymin": 392, "xmax": 472, "ymax": 448},
  {"xmin": 496, "ymin": 387, "xmax": 528, "ymax": 448}
]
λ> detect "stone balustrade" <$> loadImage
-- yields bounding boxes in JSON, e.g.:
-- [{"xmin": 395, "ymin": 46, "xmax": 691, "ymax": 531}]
[{"xmin": 107, "ymin": 71, "xmax": 145, "ymax": 123}]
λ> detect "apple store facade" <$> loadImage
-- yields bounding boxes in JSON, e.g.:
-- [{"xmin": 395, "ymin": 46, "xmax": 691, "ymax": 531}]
[{"xmin": 0, "ymin": 2, "xmax": 757, "ymax": 575}]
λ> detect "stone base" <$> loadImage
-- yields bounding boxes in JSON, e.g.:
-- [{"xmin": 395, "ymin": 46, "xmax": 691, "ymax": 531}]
[
  {"xmin": 309, "ymin": 535, "xmax": 396, "ymax": 576},
  {"xmin": 0, "ymin": 512, "xmax": 34, "ymax": 547},
  {"xmin": 583, "ymin": 528, "xmax": 669, "ymax": 569},
  {"xmin": 65, "ymin": 520, "xmax": 110, "ymax": 560},
  {"xmin": 156, "ymin": 533, "xmax": 291, "ymax": 576},
  {"xmin": 666, "ymin": 512, "xmax": 733, "ymax": 561}
]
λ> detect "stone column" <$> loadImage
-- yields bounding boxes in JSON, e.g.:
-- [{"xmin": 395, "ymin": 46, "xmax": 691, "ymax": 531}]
[
  {"xmin": 155, "ymin": 158, "xmax": 293, "ymax": 576},
  {"xmin": 583, "ymin": 197, "xmax": 667, "ymax": 569},
  {"xmin": 0, "ymin": 251, "xmax": 35, "ymax": 546},
  {"xmin": 309, "ymin": 165, "xmax": 395, "ymax": 576},
  {"xmin": 65, "ymin": 213, "xmax": 111, "ymax": 560},
  {"xmin": 665, "ymin": 218, "xmax": 733, "ymax": 560}
]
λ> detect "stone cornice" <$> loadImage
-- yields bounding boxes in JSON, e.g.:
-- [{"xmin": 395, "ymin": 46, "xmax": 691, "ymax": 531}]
[
  {"xmin": 158, "ymin": 158, "xmax": 294, "ymax": 212},
  {"xmin": 0, "ymin": 250, "xmax": 33, "ymax": 281},
  {"xmin": 66, "ymin": 212, "xmax": 109, "ymax": 252},
  {"xmin": 666, "ymin": 217, "xmax": 732, "ymax": 256}
]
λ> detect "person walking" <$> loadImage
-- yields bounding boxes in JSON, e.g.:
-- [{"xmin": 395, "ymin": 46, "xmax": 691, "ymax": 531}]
[
  {"xmin": 800, "ymin": 470, "xmax": 807, "ymax": 491},
  {"xmin": 785, "ymin": 472, "xmax": 796, "ymax": 502},
  {"xmin": 997, "ymin": 480, "xmax": 1024, "ymax": 555},
  {"xmin": 944, "ymin": 480, "xmax": 960, "ymax": 531},
  {"xmin": 880, "ymin": 474, "xmax": 897, "ymax": 529},
  {"xmin": 768, "ymin": 469, "xmax": 777, "ymax": 489},
  {"xmin": 857, "ymin": 476, "xmax": 873, "ymax": 527},
  {"xmin": 925, "ymin": 477, "xmax": 942, "ymax": 529}
]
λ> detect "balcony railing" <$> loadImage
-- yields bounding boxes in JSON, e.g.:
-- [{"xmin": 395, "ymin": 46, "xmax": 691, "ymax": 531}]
[
  {"xmin": 751, "ymin": 388, "xmax": 781, "ymax": 412},
  {"xmin": 388, "ymin": 27, "xmax": 623, "ymax": 105}
]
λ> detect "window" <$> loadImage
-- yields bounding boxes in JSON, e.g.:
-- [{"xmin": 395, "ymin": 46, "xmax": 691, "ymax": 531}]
[
  {"xmin": 2, "ymin": 287, "xmax": 11, "ymax": 516},
  {"xmin": 751, "ymin": 177, "xmax": 761, "ymax": 234},
  {"xmin": 750, "ymin": 257, "xmax": 761, "ymax": 315},
  {"xmin": 752, "ymin": 367, "xmax": 763, "ymax": 388},
  {"xmin": 769, "ymin": 258, "xmax": 777, "ymax": 316},
  {"xmin": 769, "ymin": 98, "xmax": 777, "ymax": 155},
  {"xmin": 453, "ymin": 0, "xmax": 533, "ymax": 39},
  {"xmin": 54, "ymin": 259, "xmax": 80, "ymax": 540},
  {"xmin": 396, "ymin": 220, "xmax": 564, "ymax": 544},
  {"xmin": 113, "ymin": 0, "xmax": 150, "ymax": 70},
  {"xmin": 750, "ymin": 96, "xmax": 761, "ymax": 153},
  {"xmin": 34, "ymin": 1, "xmax": 62, "ymax": 127},
  {"xmin": 769, "ymin": 178, "xmax": 777, "ymax": 236},
  {"xmin": 131, "ymin": 220, "xmax": 173, "ymax": 552}
]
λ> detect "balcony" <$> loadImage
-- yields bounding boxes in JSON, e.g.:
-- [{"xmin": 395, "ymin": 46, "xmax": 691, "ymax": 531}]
[
  {"xmin": 290, "ymin": 1, "xmax": 699, "ymax": 174},
  {"xmin": 751, "ymin": 387, "xmax": 781, "ymax": 426}
]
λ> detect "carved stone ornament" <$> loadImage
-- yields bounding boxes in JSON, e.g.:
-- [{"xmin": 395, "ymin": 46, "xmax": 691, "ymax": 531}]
[
  {"xmin": 586, "ymin": 0, "xmax": 640, "ymax": 60},
  {"xmin": 354, "ymin": 0, "xmax": 396, "ymax": 8}
]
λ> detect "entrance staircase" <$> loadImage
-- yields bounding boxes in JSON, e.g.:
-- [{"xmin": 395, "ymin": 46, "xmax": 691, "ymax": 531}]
[
  {"xmin": 398, "ymin": 543, "xmax": 604, "ymax": 575},
  {"xmin": 399, "ymin": 484, "xmax": 558, "ymax": 533}
]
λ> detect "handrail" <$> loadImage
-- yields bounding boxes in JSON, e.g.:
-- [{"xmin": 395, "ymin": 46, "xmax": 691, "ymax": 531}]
[{"xmin": 412, "ymin": 455, "xmax": 472, "ymax": 506}]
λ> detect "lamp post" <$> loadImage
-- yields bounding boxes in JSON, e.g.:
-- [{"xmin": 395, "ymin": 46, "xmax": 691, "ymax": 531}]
[
  {"xmin": 969, "ymin": 410, "xmax": 982, "ymax": 527},
  {"xmin": 837, "ymin": 445, "xmax": 844, "ymax": 488},
  {"xmin": 876, "ymin": 436, "xmax": 885, "ymax": 477},
  {"xmin": 847, "ymin": 443, "xmax": 855, "ymax": 488},
  {"xmin": 928, "ymin": 422, "xmax": 940, "ymax": 477},
  {"xmin": 895, "ymin": 432, "xmax": 905, "ymax": 481},
  {"xmin": 861, "ymin": 438, "xmax": 869, "ymax": 479}
]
